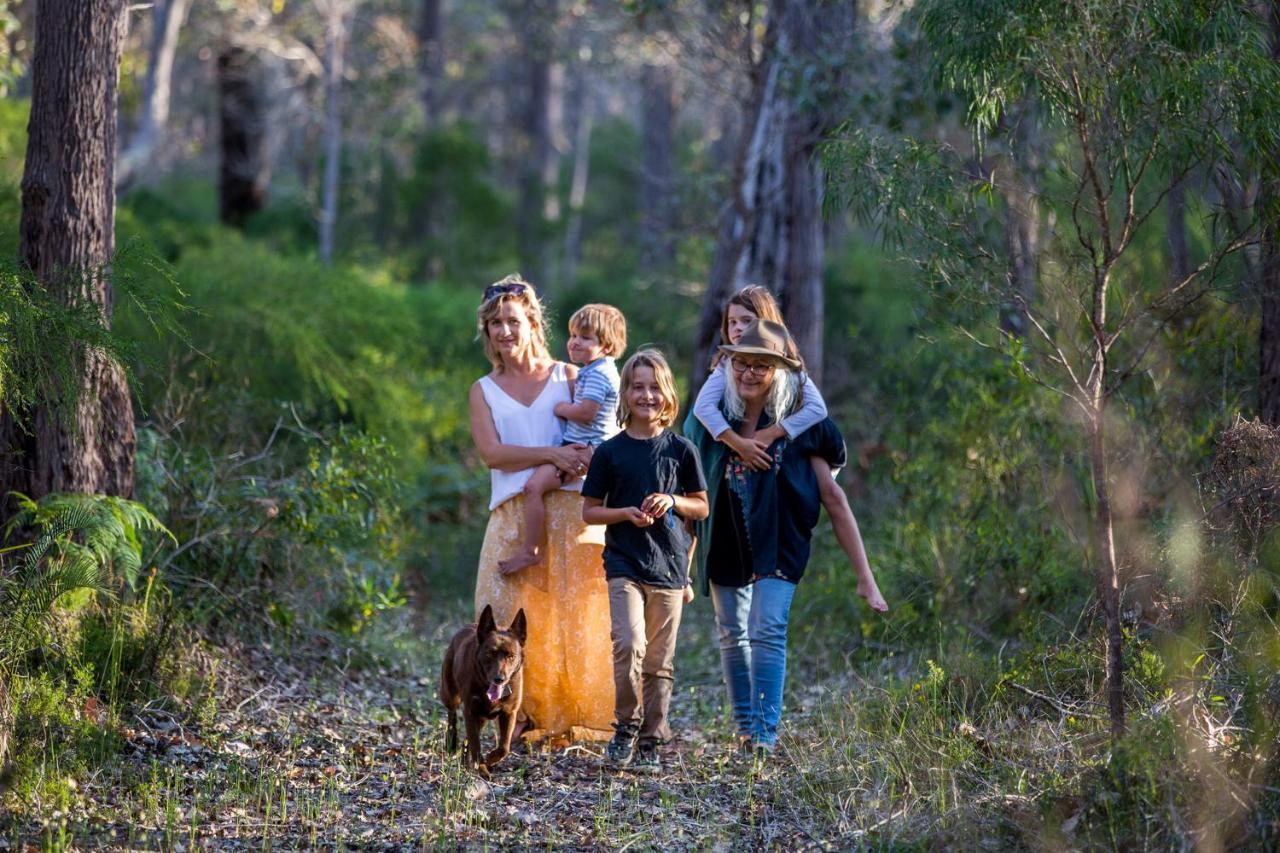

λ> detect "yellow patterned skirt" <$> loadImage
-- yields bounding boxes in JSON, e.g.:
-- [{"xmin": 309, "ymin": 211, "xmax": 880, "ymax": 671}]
[{"xmin": 474, "ymin": 489, "xmax": 614, "ymax": 741}]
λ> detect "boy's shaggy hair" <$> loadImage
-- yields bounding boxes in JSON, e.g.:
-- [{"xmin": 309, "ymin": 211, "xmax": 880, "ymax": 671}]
[
  {"xmin": 569, "ymin": 303, "xmax": 628, "ymax": 357},
  {"xmin": 617, "ymin": 349, "xmax": 680, "ymax": 429},
  {"xmin": 476, "ymin": 274, "xmax": 551, "ymax": 372}
]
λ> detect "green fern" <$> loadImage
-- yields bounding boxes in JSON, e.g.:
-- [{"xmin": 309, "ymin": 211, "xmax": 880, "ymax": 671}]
[{"xmin": 0, "ymin": 492, "xmax": 174, "ymax": 665}]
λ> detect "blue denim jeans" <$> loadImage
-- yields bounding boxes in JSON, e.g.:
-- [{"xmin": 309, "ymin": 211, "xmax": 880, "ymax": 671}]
[{"xmin": 710, "ymin": 578, "xmax": 796, "ymax": 747}]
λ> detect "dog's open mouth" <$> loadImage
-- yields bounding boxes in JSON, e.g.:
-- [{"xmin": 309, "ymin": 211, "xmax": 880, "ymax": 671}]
[{"xmin": 486, "ymin": 681, "xmax": 505, "ymax": 703}]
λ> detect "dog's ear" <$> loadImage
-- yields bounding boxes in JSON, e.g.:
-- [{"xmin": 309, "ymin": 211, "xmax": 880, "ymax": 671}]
[
  {"xmin": 509, "ymin": 609, "xmax": 527, "ymax": 645},
  {"xmin": 476, "ymin": 604, "xmax": 496, "ymax": 639}
]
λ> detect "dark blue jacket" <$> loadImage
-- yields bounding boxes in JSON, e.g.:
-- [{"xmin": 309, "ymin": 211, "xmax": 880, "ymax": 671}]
[{"xmin": 684, "ymin": 409, "xmax": 847, "ymax": 596}]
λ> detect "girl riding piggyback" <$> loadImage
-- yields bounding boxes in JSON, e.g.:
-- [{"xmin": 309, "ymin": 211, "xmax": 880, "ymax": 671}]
[{"xmin": 693, "ymin": 286, "xmax": 887, "ymax": 613}]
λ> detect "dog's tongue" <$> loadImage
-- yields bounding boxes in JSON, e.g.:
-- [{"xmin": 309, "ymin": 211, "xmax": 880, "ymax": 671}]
[{"xmin": 486, "ymin": 683, "xmax": 503, "ymax": 703}]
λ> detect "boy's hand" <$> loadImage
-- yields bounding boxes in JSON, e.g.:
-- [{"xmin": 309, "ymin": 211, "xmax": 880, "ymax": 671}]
[
  {"xmin": 682, "ymin": 585, "xmax": 694, "ymax": 604},
  {"xmin": 622, "ymin": 507, "xmax": 655, "ymax": 527},
  {"xmin": 641, "ymin": 493, "xmax": 675, "ymax": 518}
]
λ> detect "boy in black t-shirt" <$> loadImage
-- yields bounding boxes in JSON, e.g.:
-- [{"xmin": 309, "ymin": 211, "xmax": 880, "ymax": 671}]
[{"xmin": 582, "ymin": 350, "xmax": 708, "ymax": 773}]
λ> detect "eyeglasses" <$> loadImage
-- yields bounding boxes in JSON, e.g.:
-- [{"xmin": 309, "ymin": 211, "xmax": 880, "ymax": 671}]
[
  {"xmin": 482, "ymin": 281, "xmax": 529, "ymax": 301},
  {"xmin": 730, "ymin": 357, "xmax": 775, "ymax": 377}
]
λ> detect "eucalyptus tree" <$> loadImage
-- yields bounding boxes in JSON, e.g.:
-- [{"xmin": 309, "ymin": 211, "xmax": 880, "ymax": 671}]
[
  {"xmin": 830, "ymin": 0, "xmax": 1280, "ymax": 735},
  {"xmin": 691, "ymin": 0, "xmax": 859, "ymax": 392},
  {"xmin": 1262, "ymin": 1, "xmax": 1280, "ymax": 426},
  {"xmin": 0, "ymin": 0, "xmax": 135, "ymax": 501}
]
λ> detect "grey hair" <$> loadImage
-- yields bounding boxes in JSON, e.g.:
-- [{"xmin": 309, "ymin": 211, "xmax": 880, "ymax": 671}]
[{"xmin": 721, "ymin": 363, "xmax": 800, "ymax": 424}]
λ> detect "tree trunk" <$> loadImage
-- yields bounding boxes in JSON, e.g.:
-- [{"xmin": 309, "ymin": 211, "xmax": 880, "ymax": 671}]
[
  {"xmin": 117, "ymin": 0, "xmax": 191, "ymax": 191},
  {"xmin": 217, "ymin": 45, "xmax": 268, "ymax": 227},
  {"xmin": 1167, "ymin": 178, "xmax": 1189, "ymax": 286},
  {"xmin": 688, "ymin": 55, "xmax": 776, "ymax": 402},
  {"xmin": 640, "ymin": 62, "xmax": 677, "ymax": 270},
  {"xmin": 0, "ymin": 0, "xmax": 134, "ymax": 502},
  {"xmin": 417, "ymin": 0, "xmax": 443, "ymax": 128},
  {"xmin": 1000, "ymin": 122, "xmax": 1040, "ymax": 337},
  {"xmin": 415, "ymin": 0, "xmax": 444, "ymax": 280},
  {"xmin": 1264, "ymin": 230, "xmax": 1280, "ymax": 426},
  {"xmin": 690, "ymin": 0, "xmax": 845, "ymax": 393},
  {"xmin": 318, "ymin": 1, "xmax": 349, "ymax": 265},
  {"xmin": 1089, "ymin": 264, "xmax": 1125, "ymax": 737},
  {"xmin": 512, "ymin": 0, "xmax": 559, "ymax": 289},
  {"xmin": 1262, "ymin": 3, "xmax": 1280, "ymax": 426},
  {"xmin": 561, "ymin": 83, "xmax": 593, "ymax": 292},
  {"xmin": 1089, "ymin": 399, "xmax": 1126, "ymax": 737}
]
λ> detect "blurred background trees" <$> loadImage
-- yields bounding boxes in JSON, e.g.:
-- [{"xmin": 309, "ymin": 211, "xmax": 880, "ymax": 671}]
[{"xmin": 1, "ymin": 0, "xmax": 1278, "ymax": 843}]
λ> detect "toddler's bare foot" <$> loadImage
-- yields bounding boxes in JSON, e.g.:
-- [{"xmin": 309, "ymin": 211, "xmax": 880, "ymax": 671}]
[
  {"xmin": 498, "ymin": 549, "xmax": 540, "ymax": 575},
  {"xmin": 858, "ymin": 575, "xmax": 888, "ymax": 612}
]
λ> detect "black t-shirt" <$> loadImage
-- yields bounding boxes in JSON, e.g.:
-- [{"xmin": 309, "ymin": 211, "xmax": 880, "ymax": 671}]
[{"xmin": 581, "ymin": 430, "xmax": 708, "ymax": 589}]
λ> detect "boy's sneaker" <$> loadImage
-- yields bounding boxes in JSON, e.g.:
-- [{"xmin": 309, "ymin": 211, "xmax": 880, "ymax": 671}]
[
  {"xmin": 605, "ymin": 730, "xmax": 636, "ymax": 767},
  {"xmin": 631, "ymin": 741, "xmax": 661, "ymax": 774}
]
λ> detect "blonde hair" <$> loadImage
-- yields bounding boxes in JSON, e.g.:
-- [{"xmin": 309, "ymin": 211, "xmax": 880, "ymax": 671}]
[
  {"xmin": 617, "ymin": 349, "xmax": 680, "ymax": 429},
  {"xmin": 476, "ymin": 274, "xmax": 551, "ymax": 372},
  {"xmin": 569, "ymin": 303, "xmax": 627, "ymax": 357}
]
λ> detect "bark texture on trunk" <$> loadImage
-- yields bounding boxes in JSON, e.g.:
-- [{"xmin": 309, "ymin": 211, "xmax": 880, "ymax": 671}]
[
  {"xmin": 1262, "ymin": 3, "xmax": 1280, "ymax": 426},
  {"xmin": 417, "ymin": 0, "xmax": 443, "ymax": 127},
  {"xmin": 690, "ymin": 0, "xmax": 849, "ymax": 395},
  {"xmin": 561, "ymin": 77, "xmax": 593, "ymax": 292},
  {"xmin": 217, "ymin": 45, "xmax": 268, "ymax": 227},
  {"xmin": 1090, "ymin": 403, "xmax": 1126, "ymax": 736},
  {"xmin": 640, "ymin": 62, "xmax": 677, "ymax": 270},
  {"xmin": 1167, "ymin": 179, "xmax": 1189, "ymax": 286},
  {"xmin": 0, "ymin": 0, "xmax": 134, "ymax": 502},
  {"xmin": 1262, "ymin": 223, "xmax": 1280, "ymax": 426},
  {"xmin": 319, "ymin": 1, "xmax": 349, "ymax": 265},
  {"xmin": 1000, "ymin": 125, "xmax": 1040, "ymax": 337},
  {"xmin": 512, "ymin": 0, "xmax": 559, "ymax": 289},
  {"xmin": 117, "ymin": 0, "xmax": 191, "ymax": 191}
]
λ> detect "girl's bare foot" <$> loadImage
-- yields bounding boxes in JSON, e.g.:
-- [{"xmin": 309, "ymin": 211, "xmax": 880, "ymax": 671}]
[
  {"xmin": 498, "ymin": 549, "xmax": 540, "ymax": 575},
  {"xmin": 857, "ymin": 574, "xmax": 888, "ymax": 612}
]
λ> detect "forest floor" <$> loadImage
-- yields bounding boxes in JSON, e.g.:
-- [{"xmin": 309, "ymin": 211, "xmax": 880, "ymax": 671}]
[{"xmin": 4, "ymin": 599, "xmax": 940, "ymax": 851}]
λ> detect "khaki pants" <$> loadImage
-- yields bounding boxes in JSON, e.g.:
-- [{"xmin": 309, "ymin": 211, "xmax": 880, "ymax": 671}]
[{"xmin": 606, "ymin": 577, "xmax": 685, "ymax": 744}]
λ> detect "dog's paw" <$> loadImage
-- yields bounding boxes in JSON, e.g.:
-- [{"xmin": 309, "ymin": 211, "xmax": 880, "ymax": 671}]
[
  {"xmin": 475, "ymin": 763, "xmax": 492, "ymax": 780},
  {"xmin": 484, "ymin": 749, "xmax": 508, "ymax": 770}
]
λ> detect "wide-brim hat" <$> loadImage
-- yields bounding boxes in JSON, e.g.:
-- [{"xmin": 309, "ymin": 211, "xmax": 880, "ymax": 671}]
[{"xmin": 718, "ymin": 318, "xmax": 802, "ymax": 370}]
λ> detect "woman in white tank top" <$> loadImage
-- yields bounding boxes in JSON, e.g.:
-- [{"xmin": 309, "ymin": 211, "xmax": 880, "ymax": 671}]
[{"xmin": 466, "ymin": 276, "xmax": 614, "ymax": 742}]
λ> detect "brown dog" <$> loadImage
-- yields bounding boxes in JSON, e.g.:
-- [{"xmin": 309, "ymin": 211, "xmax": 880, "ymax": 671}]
[{"xmin": 439, "ymin": 604, "xmax": 527, "ymax": 776}]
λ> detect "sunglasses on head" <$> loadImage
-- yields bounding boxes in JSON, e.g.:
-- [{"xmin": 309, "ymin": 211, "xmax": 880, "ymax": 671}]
[{"xmin": 483, "ymin": 281, "xmax": 530, "ymax": 301}]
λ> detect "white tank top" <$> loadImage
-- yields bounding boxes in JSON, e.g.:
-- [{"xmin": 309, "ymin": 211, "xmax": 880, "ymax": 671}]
[{"xmin": 479, "ymin": 362, "xmax": 582, "ymax": 510}]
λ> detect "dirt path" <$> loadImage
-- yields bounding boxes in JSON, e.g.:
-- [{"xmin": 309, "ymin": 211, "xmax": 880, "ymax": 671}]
[{"xmin": 4, "ymin": 609, "xmax": 860, "ymax": 850}]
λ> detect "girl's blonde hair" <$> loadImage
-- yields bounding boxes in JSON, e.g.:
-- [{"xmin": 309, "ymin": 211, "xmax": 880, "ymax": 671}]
[
  {"xmin": 476, "ymin": 273, "xmax": 551, "ymax": 372},
  {"xmin": 713, "ymin": 285, "xmax": 804, "ymax": 369},
  {"xmin": 617, "ymin": 349, "xmax": 680, "ymax": 429}
]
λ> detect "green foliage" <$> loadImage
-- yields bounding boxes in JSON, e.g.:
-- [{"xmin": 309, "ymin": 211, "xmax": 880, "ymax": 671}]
[
  {"xmin": 392, "ymin": 124, "xmax": 514, "ymax": 281},
  {"xmin": 135, "ymin": 424, "xmax": 407, "ymax": 634},
  {"xmin": 114, "ymin": 229, "xmax": 479, "ymax": 464},
  {"xmin": 0, "ymin": 97, "xmax": 26, "ymax": 171},
  {"xmin": 5, "ymin": 673, "xmax": 124, "ymax": 807},
  {"xmin": 0, "ymin": 492, "xmax": 172, "ymax": 667}
]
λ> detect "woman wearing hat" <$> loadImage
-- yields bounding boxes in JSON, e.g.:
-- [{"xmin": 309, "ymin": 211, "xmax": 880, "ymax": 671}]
[
  {"xmin": 469, "ymin": 275, "xmax": 614, "ymax": 741},
  {"xmin": 684, "ymin": 318, "xmax": 855, "ymax": 755}
]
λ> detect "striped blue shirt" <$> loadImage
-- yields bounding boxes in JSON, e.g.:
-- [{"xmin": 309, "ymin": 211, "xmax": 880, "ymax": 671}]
[{"xmin": 563, "ymin": 357, "xmax": 620, "ymax": 446}]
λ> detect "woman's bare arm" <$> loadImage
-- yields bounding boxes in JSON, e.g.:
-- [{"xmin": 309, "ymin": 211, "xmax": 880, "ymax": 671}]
[{"xmin": 469, "ymin": 381, "xmax": 589, "ymax": 473}]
